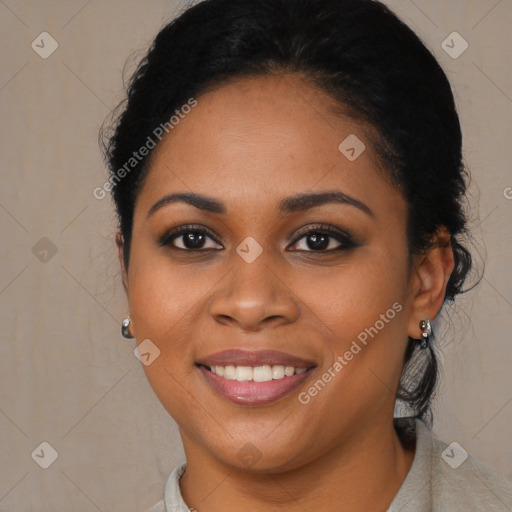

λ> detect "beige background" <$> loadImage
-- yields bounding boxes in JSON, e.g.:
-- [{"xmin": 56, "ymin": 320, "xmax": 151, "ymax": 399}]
[{"xmin": 1, "ymin": 1, "xmax": 511, "ymax": 510}]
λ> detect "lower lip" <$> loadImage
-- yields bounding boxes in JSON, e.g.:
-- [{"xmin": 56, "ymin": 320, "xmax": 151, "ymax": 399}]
[{"xmin": 198, "ymin": 365, "xmax": 314, "ymax": 406}]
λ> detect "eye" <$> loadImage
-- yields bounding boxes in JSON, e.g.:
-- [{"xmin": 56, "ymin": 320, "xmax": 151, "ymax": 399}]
[
  {"xmin": 288, "ymin": 224, "xmax": 357, "ymax": 253},
  {"xmin": 159, "ymin": 225, "xmax": 223, "ymax": 251},
  {"xmin": 159, "ymin": 223, "xmax": 357, "ymax": 253}
]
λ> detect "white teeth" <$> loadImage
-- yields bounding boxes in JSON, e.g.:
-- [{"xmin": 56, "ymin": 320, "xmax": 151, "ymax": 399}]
[
  {"xmin": 208, "ymin": 364, "xmax": 308, "ymax": 381},
  {"xmin": 235, "ymin": 366, "xmax": 253, "ymax": 381},
  {"xmin": 224, "ymin": 365, "xmax": 236, "ymax": 380},
  {"xmin": 253, "ymin": 365, "xmax": 273, "ymax": 382},
  {"xmin": 272, "ymin": 365, "xmax": 285, "ymax": 379}
]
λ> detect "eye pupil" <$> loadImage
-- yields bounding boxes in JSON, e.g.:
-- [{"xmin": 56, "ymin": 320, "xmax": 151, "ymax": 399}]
[
  {"xmin": 307, "ymin": 233, "xmax": 329, "ymax": 250},
  {"xmin": 184, "ymin": 232, "xmax": 205, "ymax": 249}
]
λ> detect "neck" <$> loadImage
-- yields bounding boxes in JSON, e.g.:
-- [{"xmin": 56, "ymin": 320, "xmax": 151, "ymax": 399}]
[{"xmin": 179, "ymin": 418, "xmax": 416, "ymax": 512}]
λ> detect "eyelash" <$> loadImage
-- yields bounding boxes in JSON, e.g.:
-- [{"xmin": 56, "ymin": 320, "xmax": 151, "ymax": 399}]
[{"xmin": 158, "ymin": 223, "xmax": 357, "ymax": 254}]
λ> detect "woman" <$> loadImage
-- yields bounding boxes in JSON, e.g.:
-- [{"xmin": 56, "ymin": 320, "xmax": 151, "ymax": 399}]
[{"xmin": 100, "ymin": 0, "xmax": 512, "ymax": 510}]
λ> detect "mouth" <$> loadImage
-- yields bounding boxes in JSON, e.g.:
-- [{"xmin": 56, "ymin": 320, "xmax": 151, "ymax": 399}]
[{"xmin": 195, "ymin": 350, "xmax": 317, "ymax": 406}]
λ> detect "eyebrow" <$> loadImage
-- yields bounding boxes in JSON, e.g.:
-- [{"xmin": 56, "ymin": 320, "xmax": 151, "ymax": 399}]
[{"xmin": 146, "ymin": 190, "xmax": 373, "ymax": 219}]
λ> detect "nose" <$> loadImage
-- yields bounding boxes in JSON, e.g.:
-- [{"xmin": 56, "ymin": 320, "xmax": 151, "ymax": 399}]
[{"xmin": 208, "ymin": 251, "xmax": 300, "ymax": 332}]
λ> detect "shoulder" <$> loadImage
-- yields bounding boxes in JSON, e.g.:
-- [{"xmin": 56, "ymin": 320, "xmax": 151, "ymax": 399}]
[
  {"xmin": 428, "ymin": 428, "xmax": 512, "ymax": 510},
  {"xmin": 419, "ymin": 419, "xmax": 512, "ymax": 510},
  {"xmin": 389, "ymin": 418, "xmax": 512, "ymax": 511}
]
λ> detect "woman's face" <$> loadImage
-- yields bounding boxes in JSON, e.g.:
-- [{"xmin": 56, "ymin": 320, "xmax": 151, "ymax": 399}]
[{"xmin": 123, "ymin": 73, "xmax": 419, "ymax": 471}]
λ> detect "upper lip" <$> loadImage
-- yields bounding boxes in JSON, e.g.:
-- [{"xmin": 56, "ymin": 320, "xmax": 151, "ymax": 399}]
[{"xmin": 196, "ymin": 349, "xmax": 316, "ymax": 368}]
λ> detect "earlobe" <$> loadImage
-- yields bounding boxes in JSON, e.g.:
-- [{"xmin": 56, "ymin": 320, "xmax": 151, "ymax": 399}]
[{"xmin": 407, "ymin": 226, "xmax": 455, "ymax": 339}]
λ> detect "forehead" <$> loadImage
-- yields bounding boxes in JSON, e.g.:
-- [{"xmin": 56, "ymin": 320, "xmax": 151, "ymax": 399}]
[{"xmin": 136, "ymin": 73, "xmax": 400, "ymax": 216}]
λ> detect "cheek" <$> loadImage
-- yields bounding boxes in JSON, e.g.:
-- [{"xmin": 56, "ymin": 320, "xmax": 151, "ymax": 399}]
[
  {"xmin": 128, "ymin": 238, "xmax": 205, "ymax": 332},
  {"xmin": 126, "ymin": 245, "xmax": 211, "ymax": 382},
  {"xmin": 126, "ymin": 251, "xmax": 212, "ymax": 420},
  {"xmin": 293, "ymin": 248, "xmax": 409, "ymax": 344},
  {"xmin": 292, "ymin": 246, "xmax": 410, "ymax": 409}
]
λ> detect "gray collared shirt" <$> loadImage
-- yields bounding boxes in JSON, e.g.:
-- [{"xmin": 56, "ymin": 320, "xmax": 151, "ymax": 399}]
[{"xmin": 143, "ymin": 418, "xmax": 512, "ymax": 511}]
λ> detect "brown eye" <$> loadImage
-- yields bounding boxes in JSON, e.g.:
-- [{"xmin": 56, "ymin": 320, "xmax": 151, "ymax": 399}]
[
  {"xmin": 159, "ymin": 225, "xmax": 223, "ymax": 251},
  {"xmin": 289, "ymin": 224, "xmax": 357, "ymax": 253},
  {"xmin": 295, "ymin": 232, "xmax": 340, "ymax": 251}
]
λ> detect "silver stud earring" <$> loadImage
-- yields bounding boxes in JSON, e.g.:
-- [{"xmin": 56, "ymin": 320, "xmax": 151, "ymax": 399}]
[
  {"xmin": 418, "ymin": 318, "xmax": 432, "ymax": 349},
  {"xmin": 121, "ymin": 316, "xmax": 134, "ymax": 339}
]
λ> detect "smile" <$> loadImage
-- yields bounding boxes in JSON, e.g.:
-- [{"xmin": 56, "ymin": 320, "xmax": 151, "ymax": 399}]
[
  {"xmin": 196, "ymin": 363, "xmax": 315, "ymax": 406},
  {"xmin": 208, "ymin": 364, "xmax": 307, "ymax": 381},
  {"xmin": 195, "ymin": 349, "xmax": 317, "ymax": 405}
]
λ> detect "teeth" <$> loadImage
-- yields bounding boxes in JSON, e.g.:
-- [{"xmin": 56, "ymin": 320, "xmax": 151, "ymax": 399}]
[
  {"xmin": 253, "ymin": 365, "xmax": 273, "ymax": 382},
  {"xmin": 272, "ymin": 365, "xmax": 285, "ymax": 379},
  {"xmin": 224, "ymin": 365, "xmax": 236, "ymax": 379},
  {"xmin": 235, "ymin": 366, "xmax": 253, "ymax": 381},
  {"xmin": 208, "ymin": 364, "xmax": 308, "ymax": 381}
]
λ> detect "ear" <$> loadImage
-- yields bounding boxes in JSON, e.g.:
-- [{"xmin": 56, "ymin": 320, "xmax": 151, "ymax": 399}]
[
  {"xmin": 116, "ymin": 231, "xmax": 129, "ymax": 294},
  {"xmin": 407, "ymin": 226, "xmax": 455, "ymax": 339}
]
